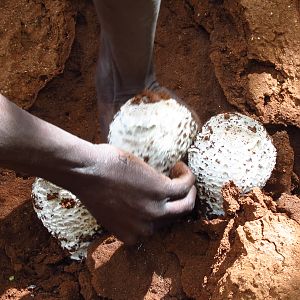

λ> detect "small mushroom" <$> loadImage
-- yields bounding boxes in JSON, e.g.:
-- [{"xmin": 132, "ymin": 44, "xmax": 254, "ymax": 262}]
[{"xmin": 188, "ymin": 113, "xmax": 277, "ymax": 216}]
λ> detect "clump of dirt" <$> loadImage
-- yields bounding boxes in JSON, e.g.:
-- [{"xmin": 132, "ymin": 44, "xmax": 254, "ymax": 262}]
[
  {"xmin": 87, "ymin": 183, "xmax": 300, "ymax": 299},
  {"xmin": 187, "ymin": 0, "xmax": 300, "ymax": 127},
  {"xmin": 205, "ymin": 183, "xmax": 300, "ymax": 299},
  {"xmin": 277, "ymin": 193, "xmax": 300, "ymax": 224},
  {"xmin": 265, "ymin": 130, "xmax": 294, "ymax": 197},
  {"xmin": 0, "ymin": 0, "xmax": 76, "ymax": 109},
  {"xmin": 86, "ymin": 234, "xmax": 185, "ymax": 299}
]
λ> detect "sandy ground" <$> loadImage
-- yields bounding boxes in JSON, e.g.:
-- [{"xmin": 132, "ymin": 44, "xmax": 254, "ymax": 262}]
[{"xmin": 0, "ymin": 0, "xmax": 299, "ymax": 299}]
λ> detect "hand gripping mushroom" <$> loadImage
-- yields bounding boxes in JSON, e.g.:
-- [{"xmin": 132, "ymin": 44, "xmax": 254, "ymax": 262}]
[
  {"xmin": 108, "ymin": 90, "xmax": 198, "ymax": 174},
  {"xmin": 188, "ymin": 113, "xmax": 277, "ymax": 217},
  {"xmin": 32, "ymin": 90, "xmax": 198, "ymax": 260}
]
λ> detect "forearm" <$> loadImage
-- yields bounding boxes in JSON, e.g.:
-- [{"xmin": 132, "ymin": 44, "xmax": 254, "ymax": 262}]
[{"xmin": 0, "ymin": 94, "xmax": 94, "ymax": 188}]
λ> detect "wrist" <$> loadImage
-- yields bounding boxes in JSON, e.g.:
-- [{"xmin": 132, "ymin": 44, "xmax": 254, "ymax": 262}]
[
  {"xmin": 0, "ymin": 94, "xmax": 96, "ymax": 188},
  {"xmin": 49, "ymin": 143, "xmax": 120, "ymax": 193},
  {"xmin": 33, "ymin": 137, "xmax": 98, "ymax": 192}
]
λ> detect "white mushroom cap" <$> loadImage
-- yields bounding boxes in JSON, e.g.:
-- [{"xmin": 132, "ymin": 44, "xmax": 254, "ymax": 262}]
[
  {"xmin": 188, "ymin": 113, "xmax": 277, "ymax": 216},
  {"xmin": 32, "ymin": 178, "xmax": 101, "ymax": 260},
  {"xmin": 108, "ymin": 92, "xmax": 198, "ymax": 174}
]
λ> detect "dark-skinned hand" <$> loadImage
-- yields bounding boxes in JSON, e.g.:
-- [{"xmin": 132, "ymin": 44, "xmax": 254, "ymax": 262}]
[{"xmin": 70, "ymin": 144, "xmax": 196, "ymax": 245}]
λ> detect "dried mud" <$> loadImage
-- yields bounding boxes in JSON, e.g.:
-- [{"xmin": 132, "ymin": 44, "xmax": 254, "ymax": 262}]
[
  {"xmin": 187, "ymin": 0, "xmax": 300, "ymax": 127},
  {"xmin": 1, "ymin": 0, "xmax": 300, "ymax": 299},
  {"xmin": 0, "ymin": 0, "xmax": 76, "ymax": 109}
]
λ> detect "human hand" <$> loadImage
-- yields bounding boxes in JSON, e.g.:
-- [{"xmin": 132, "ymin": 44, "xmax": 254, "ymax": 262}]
[{"xmin": 70, "ymin": 143, "xmax": 196, "ymax": 245}]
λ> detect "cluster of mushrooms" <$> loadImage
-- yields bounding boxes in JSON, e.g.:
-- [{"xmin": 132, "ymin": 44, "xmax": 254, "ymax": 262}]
[{"xmin": 32, "ymin": 91, "xmax": 276, "ymax": 260}]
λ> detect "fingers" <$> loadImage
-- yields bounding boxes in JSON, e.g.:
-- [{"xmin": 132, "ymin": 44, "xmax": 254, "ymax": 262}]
[
  {"xmin": 166, "ymin": 161, "xmax": 195, "ymax": 199},
  {"xmin": 141, "ymin": 162, "xmax": 196, "ymax": 219},
  {"xmin": 107, "ymin": 186, "xmax": 196, "ymax": 245},
  {"xmin": 164, "ymin": 185, "xmax": 196, "ymax": 217}
]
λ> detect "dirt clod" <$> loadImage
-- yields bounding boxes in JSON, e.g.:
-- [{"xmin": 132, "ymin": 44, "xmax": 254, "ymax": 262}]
[
  {"xmin": 0, "ymin": 0, "xmax": 76, "ymax": 109},
  {"xmin": 187, "ymin": 0, "xmax": 300, "ymax": 127}
]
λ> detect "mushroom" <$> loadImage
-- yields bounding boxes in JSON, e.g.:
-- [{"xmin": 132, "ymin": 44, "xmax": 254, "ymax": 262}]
[
  {"xmin": 108, "ymin": 90, "xmax": 198, "ymax": 174},
  {"xmin": 32, "ymin": 178, "xmax": 101, "ymax": 260},
  {"xmin": 188, "ymin": 112, "xmax": 277, "ymax": 216},
  {"xmin": 32, "ymin": 90, "xmax": 197, "ymax": 260}
]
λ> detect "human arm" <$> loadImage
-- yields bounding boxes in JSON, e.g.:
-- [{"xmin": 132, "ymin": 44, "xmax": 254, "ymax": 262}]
[{"xmin": 0, "ymin": 94, "xmax": 196, "ymax": 244}]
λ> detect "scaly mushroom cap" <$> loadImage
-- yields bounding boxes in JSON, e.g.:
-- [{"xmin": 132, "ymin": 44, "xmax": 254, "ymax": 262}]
[
  {"xmin": 188, "ymin": 113, "xmax": 277, "ymax": 216},
  {"xmin": 32, "ymin": 178, "xmax": 101, "ymax": 260},
  {"xmin": 108, "ymin": 91, "xmax": 198, "ymax": 174}
]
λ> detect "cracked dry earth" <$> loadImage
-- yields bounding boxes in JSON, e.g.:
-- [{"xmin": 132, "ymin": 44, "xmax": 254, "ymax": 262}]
[
  {"xmin": 1, "ymin": 0, "xmax": 300, "ymax": 299},
  {"xmin": 187, "ymin": 0, "xmax": 300, "ymax": 127},
  {"xmin": 210, "ymin": 184, "xmax": 300, "ymax": 300}
]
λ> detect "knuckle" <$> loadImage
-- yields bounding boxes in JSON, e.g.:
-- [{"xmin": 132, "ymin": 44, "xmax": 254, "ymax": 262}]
[
  {"xmin": 180, "ymin": 183, "xmax": 190, "ymax": 196},
  {"xmin": 161, "ymin": 180, "xmax": 172, "ymax": 197},
  {"xmin": 184, "ymin": 182, "xmax": 191, "ymax": 193}
]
